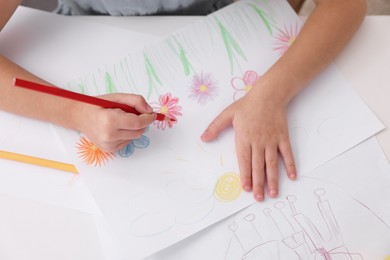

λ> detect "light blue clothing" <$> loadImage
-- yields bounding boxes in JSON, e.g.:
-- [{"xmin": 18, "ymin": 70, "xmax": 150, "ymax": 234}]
[{"xmin": 55, "ymin": 0, "xmax": 234, "ymax": 15}]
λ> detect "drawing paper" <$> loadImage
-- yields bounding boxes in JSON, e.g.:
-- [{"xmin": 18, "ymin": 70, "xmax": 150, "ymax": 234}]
[
  {"xmin": 0, "ymin": 7, "xmax": 158, "ymax": 214},
  {"xmin": 55, "ymin": 0, "xmax": 384, "ymax": 258},
  {"xmin": 148, "ymin": 137, "xmax": 390, "ymax": 259}
]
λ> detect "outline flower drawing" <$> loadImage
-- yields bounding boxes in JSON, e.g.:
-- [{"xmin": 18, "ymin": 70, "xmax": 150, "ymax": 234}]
[
  {"xmin": 118, "ymin": 129, "xmax": 150, "ymax": 157},
  {"xmin": 76, "ymin": 136, "xmax": 115, "ymax": 166},
  {"xmin": 189, "ymin": 72, "xmax": 218, "ymax": 105},
  {"xmin": 273, "ymin": 23, "xmax": 300, "ymax": 55},
  {"xmin": 151, "ymin": 92, "xmax": 182, "ymax": 130},
  {"xmin": 231, "ymin": 70, "xmax": 260, "ymax": 101}
]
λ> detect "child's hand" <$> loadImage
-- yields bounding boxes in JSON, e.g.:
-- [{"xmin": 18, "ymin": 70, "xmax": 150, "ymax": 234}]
[
  {"xmin": 74, "ymin": 93, "xmax": 155, "ymax": 152},
  {"xmin": 201, "ymin": 80, "xmax": 297, "ymax": 201}
]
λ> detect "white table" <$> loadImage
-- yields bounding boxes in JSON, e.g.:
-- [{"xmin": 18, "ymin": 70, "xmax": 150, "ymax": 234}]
[{"xmin": 0, "ymin": 15, "xmax": 389, "ymax": 260}]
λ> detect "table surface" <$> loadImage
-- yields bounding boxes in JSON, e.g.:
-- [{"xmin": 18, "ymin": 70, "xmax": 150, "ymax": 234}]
[{"xmin": 0, "ymin": 15, "xmax": 389, "ymax": 260}]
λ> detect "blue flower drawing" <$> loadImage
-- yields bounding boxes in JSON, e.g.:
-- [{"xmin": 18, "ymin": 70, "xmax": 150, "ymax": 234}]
[{"xmin": 118, "ymin": 131, "xmax": 150, "ymax": 158}]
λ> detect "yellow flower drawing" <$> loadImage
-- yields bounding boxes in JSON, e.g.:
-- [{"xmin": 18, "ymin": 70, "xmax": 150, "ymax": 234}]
[{"xmin": 214, "ymin": 172, "xmax": 242, "ymax": 202}]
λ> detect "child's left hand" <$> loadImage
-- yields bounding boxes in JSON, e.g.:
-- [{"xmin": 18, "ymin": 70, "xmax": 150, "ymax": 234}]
[{"xmin": 201, "ymin": 79, "xmax": 297, "ymax": 201}]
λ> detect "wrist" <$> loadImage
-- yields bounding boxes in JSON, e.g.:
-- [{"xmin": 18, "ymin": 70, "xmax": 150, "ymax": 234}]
[
  {"xmin": 64, "ymin": 100, "xmax": 90, "ymax": 132},
  {"xmin": 250, "ymin": 77, "xmax": 295, "ymax": 108}
]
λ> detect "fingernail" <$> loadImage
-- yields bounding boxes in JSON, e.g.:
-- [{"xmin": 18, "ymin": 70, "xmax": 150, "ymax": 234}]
[
  {"xmin": 200, "ymin": 131, "xmax": 208, "ymax": 140},
  {"xmin": 255, "ymin": 194, "xmax": 263, "ymax": 201},
  {"xmin": 289, "ymin": 173, "xmax": 296, "ymax": 179},
  {"xmin": 243, "ymin": 185, "xmax": 251, "ymax": 192},
  {"xmin": 269, "ymin": 189, "xmax": 277, "ymax": 197}
]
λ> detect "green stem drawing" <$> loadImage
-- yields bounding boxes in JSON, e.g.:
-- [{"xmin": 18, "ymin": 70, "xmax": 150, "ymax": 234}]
[
  {"xmin": 248, "ymin": 3, "xmax": 273, "ymax": 35},
  {"xmin": 93, "ymin": 74, "xmax": 100, "ymax": 95},
  {"xmin": 216, "ymin": 18, "xmax": 247, "ymax": 75},
  {"xmin": 144, "ymin": 52, "xmax": 162, "ymax": 100}
]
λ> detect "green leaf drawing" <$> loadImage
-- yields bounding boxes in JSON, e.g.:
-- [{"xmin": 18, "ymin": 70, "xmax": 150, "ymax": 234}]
[
  {"xmin": 168, "ymin": 36, "xmax": 194, "ymax": 76},
  {"xmin": 144, "ymin": 52, "xmax": 162, "ymax": 99},
  {"xmin": 175, "ymin": 39, "xmax": 193, "ymax": 76},
  {"xmin": 120, "ymin": 59, "xmax": 138, "ymax": 93},
  {"xmin": 77, "ymin": 83, "xmax": 87, "ymax": 94},
  {"xmin": 180, "ymin": 45, "xmax": 191, "ymax": 76},
  {"xmin": 216, "ymin": 18, "xmax": 247, "ymax": 75},
  {"xmin": 105, "ymin": 72, "xmax": 116, "ymax": 94},
  {"xmin": 249, "ymin": 3, "xmax": 273, "ymax": 35}
]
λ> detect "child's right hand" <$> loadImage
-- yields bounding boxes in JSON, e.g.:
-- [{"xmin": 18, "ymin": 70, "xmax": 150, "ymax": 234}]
[{"xmin": 74, "ymin": 93, "xmax": 156, "ymax": 152}]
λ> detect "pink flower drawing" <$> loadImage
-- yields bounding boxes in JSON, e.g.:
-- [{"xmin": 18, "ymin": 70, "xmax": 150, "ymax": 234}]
[
  {"xmin": 273, "ymin": 23, "xmax": 300, "ymax": 55},
  {"xmin": 231, "ymin": 70, "xmax": 260, "ymax": 101},
  {"xmin": 151, "ymin": 93, "xmax": 182, "ymax": 130},
  {"xmin": 189, "ymin": 72, "xmax": 218, "ymax": 105}
]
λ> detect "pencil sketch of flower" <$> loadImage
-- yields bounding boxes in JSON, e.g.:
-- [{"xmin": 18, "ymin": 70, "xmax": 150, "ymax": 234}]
[
  {"xmin": 273, "ymin": 23, "xmax": 300, "ymax": 55},
  {"xmin": 151, "ymin": 92, "xmax": 182, "ymax": 130},
  {"xmin": 76, "ymin": 136, "xmax": 115, "ymax": 166},
  {"xmin": 189, "ymin": 72, "xmax": 218, "ymax": 105},
  {"xmin": 231, "ymin": 70, "xmax": 260, "ymax": 101},
  {"xmin": 118, "ymin": 130, "xmax": 150, "ymax": 157}
]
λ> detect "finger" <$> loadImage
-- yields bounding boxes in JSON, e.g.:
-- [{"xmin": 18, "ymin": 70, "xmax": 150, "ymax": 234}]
[
  {"xmin": 117, "ymin": 113, "xmax": 156, "ymax": 130},
  {"xmin": 252, "ymin": 146, "xmax": 266, "ymax": 202},
  {"xmin": 100, "ymin": 94, "xmax": 153, "ymax": 113},
  {"xmin": 236, "ymin": 136, "xmax": 252, "ymax": 193},
  {"xmin": 117, "ymin": 128, "xmax": 146, "ymax": 141},
  {"xmin": 279, "ymin": 140, "xmax": 297, "ymax": 180},
  {"xmin": 93, "ymin": 140, "xmax": 121, "ymax": 153},
  {"xmin": 115, "ymin": 140, "xmax": 132, "ymax": 152},
  {"xmin": 201, "ymin": 109, "xmax": 232, "ymax": 142},
  {"xmin": 130, "ymin": 95, "xmax": 153, "ymax": 114},
  {"xmin": 265, "ymin": 145, "xmax": 279, "ymax": 198}
]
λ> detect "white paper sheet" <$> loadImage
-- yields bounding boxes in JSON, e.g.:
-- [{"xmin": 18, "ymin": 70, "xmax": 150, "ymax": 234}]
[
  {"xmin": 56, "ymin": 0, "xmax": 384, "ymax": 258},
  {"xmin": 148, "ymin": 137, "xmax": 390, "ymax": 259},
  {"xmin": 0, "ymin": 7, "xmax": 159, "ymax": 87},
  {"xmin": 334, "ymin": 16, "xmax": 390, "ymax": 162},
  {"xmin": 0, "ymin": 6, "xmax": 158, "ymax": 214},
  {"xmin": 0, "ymin": 192, "xmax": 105, "ymax": 260}
]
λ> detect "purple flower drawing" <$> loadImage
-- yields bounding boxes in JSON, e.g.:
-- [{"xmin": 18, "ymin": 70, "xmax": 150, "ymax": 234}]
[{"xmin": 189, "ymin": 72, "xmax": 218, "ymax": 105}]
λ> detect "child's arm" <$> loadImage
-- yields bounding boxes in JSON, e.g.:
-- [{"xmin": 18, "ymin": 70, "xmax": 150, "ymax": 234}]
[
  {"xmin": 201, "ymin": 0, "xmax": 367, "ymax": 201},
  {"xmin": 0, "ymin": 0, "xmax": 20, "ymax": 29},
  {"xmin": 0, "ymin": 0, "xmax": 155, "ymax": 152}
]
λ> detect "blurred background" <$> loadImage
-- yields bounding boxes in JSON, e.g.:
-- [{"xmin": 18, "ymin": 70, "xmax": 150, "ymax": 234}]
[{"xmin": 20, "ymin": 0, "xmax": 390, "ymax": 15}]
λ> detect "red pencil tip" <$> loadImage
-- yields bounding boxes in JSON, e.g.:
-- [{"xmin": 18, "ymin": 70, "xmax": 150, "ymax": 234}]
[{"xmin": 155, "ymin": 113, "xmax": 176, "ymax": 122}]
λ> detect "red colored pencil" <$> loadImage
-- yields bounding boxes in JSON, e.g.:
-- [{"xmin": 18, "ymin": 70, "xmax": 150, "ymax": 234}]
[{"xmin": 14, "ymin": 78, "xmax": 174, "ymax": 122}]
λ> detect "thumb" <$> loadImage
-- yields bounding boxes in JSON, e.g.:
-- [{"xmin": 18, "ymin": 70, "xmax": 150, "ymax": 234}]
[
  {"xmin": 138, "ymin": 112, "xmax": 157, "ymax": 126},
  {"xmin": 201, "ymin": 109, "xmax": 232, "ymax": 142}
]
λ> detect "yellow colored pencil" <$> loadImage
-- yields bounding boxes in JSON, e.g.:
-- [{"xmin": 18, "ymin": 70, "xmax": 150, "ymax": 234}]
[{"xmin": 0, "ymin": 150, "xmax": 78, "ymax": 174}]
